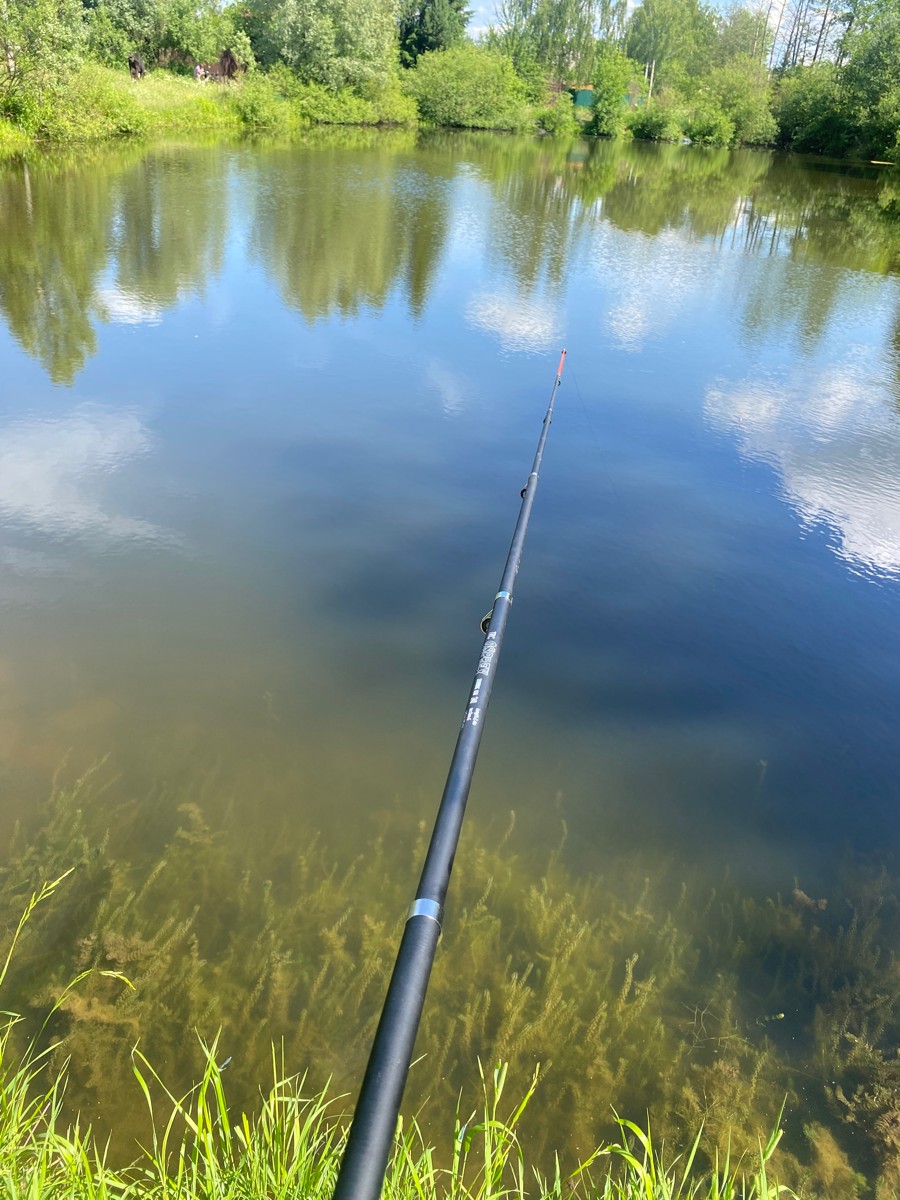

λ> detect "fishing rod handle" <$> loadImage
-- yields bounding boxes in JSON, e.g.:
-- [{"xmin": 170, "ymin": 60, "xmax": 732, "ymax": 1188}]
[{"xmin": 332, "ymin": 913, "xmax": 440, "ymax": 1200}]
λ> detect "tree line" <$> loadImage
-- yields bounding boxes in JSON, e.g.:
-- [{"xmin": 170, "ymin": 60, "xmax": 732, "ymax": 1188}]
[{"xmin": 0, "ymin": 0, "xmax": 898, "ymax": 158}]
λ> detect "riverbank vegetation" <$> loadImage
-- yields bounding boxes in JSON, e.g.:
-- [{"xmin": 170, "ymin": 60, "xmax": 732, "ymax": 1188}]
[
  {"xmin": 1, "ymin": 0, "xmax": 898, "ymax": 157},
  {"xmin": 0, "ymin": 881, "xmax": 798, "ymax": 1199},
  {"xmin": 0, "ymin": 934, "xmax": 796, "ymax": 1200},
  {"xmin": 0, "ymin": 760, "xmax": 897, "ymax": 1194}
]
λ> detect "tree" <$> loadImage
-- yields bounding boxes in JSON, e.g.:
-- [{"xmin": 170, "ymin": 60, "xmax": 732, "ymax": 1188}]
[
  {"xmin": 250, "ymin": 0, "xmax": 398, "ymax": 88},
  {"xmin": 713, "ymin": 2, "xmax": 771, "ymax": 65},
  {"xmin": 841, "ymin": 6, "xmax": 900, "ymax": 157},
  {"xmin": 489, "ymin": 0, "xmax": 602, "ymax": 83},
  {"xmin": 0, "ymin": 0, "xmax": 85, "ymax": 119},
  {"xmin": 626, "ymin": 0, "xmax": 716, "ymax": 86},
  {"xmin": 702, "ymin": 54, "xmax": 777, "ymax": 142},
  {"xmin": 398, "ymin": 0, "xmax": 468, "ymax": 68},
  {"xmin": 772, "ymin": 61, "xmax": 851, "ymax": 153},
  {"xmin": 590, "ymin": 41, "xmax": 644, "ymax": 134}
]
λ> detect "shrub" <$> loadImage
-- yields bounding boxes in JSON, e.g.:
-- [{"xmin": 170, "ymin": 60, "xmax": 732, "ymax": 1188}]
[
  {"xmin": 684, "ymin": 102, "xmax": 735, "ymax": 146},
  {"xmin": 264, "ymin": 65, "xmax": 416, "ymax": 126},
  {"xmin": 534, "ymin": 99, "xmax": 578, "ymax": 137},
  {"xmin": 233, "ymin": 75, "xmax": 298, "ymax": 133},
  {"xmin": 31, "ymin": 63, "xmax": 149, "ymax": 142},
  {"xmin": 704, "ymin": 56, "xmax": 776, "ymax": 146},
  {"xmin": 406, "ymin": 44, "xmax": 528, "ymax": 130},
  {"xmin": 628, "ymin": 96, "xmax": 684, "ymax": 142},
  {"xmin": 591, "ymin": 42, "xmax": 645, "ymax": 137},
  {"xmin": 773, "ymin": 64, "xmax": 852, "ymax": 155}
]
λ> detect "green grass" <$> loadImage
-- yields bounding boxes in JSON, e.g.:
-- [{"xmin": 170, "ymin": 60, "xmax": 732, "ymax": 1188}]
[
  {"xmin": 0, "ymin": 63, "xmax": 424, "ymax": 147},
  {"xmin": 0, "ymin": 874, "xmax": 799, "ymax": 1200},
  {"xmin": 0, "ymin": 60, "xmax": 572, "ymax": 149}
]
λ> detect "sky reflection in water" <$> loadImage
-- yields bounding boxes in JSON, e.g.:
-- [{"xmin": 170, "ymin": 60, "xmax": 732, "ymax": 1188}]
[
  {"xmin": 1, "ymin": 132, "xmax": 900, "ymax": 1176},
  {"xmin": 1, "ymin": 135, "xmax": 899, "ymax": 863}
]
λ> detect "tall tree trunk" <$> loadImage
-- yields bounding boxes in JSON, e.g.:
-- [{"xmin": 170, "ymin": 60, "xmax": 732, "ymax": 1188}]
[
  {"xmin": 812, "ymin": 0, "xmax": 831, "ymax": 62},
  {"xmin": 769, "ymin": 0, "xmax": 788, "ymax": 67}
]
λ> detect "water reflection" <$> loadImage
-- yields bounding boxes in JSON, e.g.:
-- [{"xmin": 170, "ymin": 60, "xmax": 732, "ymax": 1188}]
[
  {"xmin": 246, "ymin": 132, "xmax": 449, "ymax": 323},
  {"xmin": 109, "ymin": 147, "xmax": 228, "ymax": 311},
  {"xmin": 708, "ymin": 350, "xmax": 900, "ymax": 578},
  {"xmin": 466, "ymin": 287, "xmax": 563, "ymax": 351},
  {"xmin": 3, "ymin": 136, "xmax": 900, "ymax": 384},
  {"xmin": 0, "ymin": 406, "xmax": 165, "ymax": 550},
  {"xmin": 0, "ymin": 160, "xmax": 112, "ymax": 383},
  {"xmin": 3, "ymin": 132, "xmax": 900, "ymax": 1194}
]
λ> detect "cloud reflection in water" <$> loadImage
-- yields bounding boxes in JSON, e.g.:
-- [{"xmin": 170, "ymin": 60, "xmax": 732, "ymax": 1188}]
[
  {"xmin": 0, "ymin": 406, "xmax": 171, "ymax": 556},
  {"xmin": 466, "ymin": 289, "xmax": 562, "ymax": 353},
  {"xmin": 707, "ymin": 351, "xmax": 900, "ymax": 578}
]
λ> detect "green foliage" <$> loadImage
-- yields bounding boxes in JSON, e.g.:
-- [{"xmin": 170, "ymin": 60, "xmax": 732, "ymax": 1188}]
[
  {"xmin": 0, "ymin": 0, "xmax": 87, "ymax": 128},
  {"xmin": 249, "ymin": 0, "xmax": 398, "ymax": 90},
  {"xmin": 591, "ymin": 41, "xmax": 645, "ymax": 136},
  {"xmin": 509, "ymin": 45, "xmax": 548, "ymax": 104},
  {"xmin": 626, "ymin": 0, "xmax": 717, "ymax": 88},
  {"xmin": 398, "ymin": 0, "xmax": 469, "ymax": 68},
  {"xmin": 841, "ymin": 8, "xmax": 900, "ymax": 159},
  {"xmin": 683, "ymin": 101, "xmax": 733, "ymax": 146},
  {"xmin": 84, "ymin": 2, "xmax": 133, "ymax": 66},
  {"xmin": 488, "ymin": 0, "xmax": 606, "ymax": 84},
  {"xmin": 232, "ymin": 72, "xmax": 298, "ymax": 131},
  {"xmin": 692, "ymin": 56, "xmax": 775, "ymax": 146},
  {"xmin": 33, "ymin": 60, "xmax": 149, "ymax": 141},
  {"xmin": 264, "ymin": 64, "xmax": 417, "ymax": 124},
  {"xmin": 772, "ymin": 64, "xmax": 851, "ymax": 156},
  {"xmin": 628, "ymin": 93, "xmax": 684, "ymax": 141},
  {"xmin": 406, "ymin": 43, "xmax": 528, "ymax": 130},
  {"xmin": 712, "ymin": 3, "xmax": 771, "ymax": 67},
  {"xmin": 534, "ymin": 96, "xmax": 578, "ymax": 136},
  {"xmin": 83, "ymin": 0, "xmax": 253, "ymax": 74}
]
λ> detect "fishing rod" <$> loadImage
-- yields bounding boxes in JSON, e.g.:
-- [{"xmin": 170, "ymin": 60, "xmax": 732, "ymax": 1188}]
[{"xmin": 332, "ymin": 348, "xmax": 567, "ymax": 1200}]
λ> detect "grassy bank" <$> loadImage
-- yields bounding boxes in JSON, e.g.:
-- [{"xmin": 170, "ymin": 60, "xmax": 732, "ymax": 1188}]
[
  {"xmin": 0, "ymin": 63, "xmax": 420, "ymax": 153},
  {"xmin": 0, "ymin": 884, "xmax": 795, "ymax": 1200},
  {"xmin": 0, "ymin": 56, "xmax": 582, "ymax": 156},
  {"xmin": 0, "ymin": 1044, "xmax": 797, "ymax": 1200}
]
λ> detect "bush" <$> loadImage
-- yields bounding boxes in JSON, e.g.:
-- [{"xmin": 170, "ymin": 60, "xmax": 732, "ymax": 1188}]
[
  {"xmin": 773, "ymin": 64, "xmax": 852, "ymax": 155},
  {"xmin": 232, "ymin": 75, "xmax": 298, "ymax": 133},
  {"xmin": 704, "ymin": 56, "xmax": 776, "ymax": 146},
  {"xmin": 627, "ymin": 96, "xmax": 684, "ymax": 142},
  {"xmin": 684, "ymin": 102, "xmax": 735, "ymax": 146},
  {"xmin": 265, "ymin": 65, "xmax": 417, "ymax": 126},
  {"xmin": 534, "ymin": 99, "xmax": 578, "ymax": 137},
  {"xmin": 30, "ymin": 63, "xmax": 149, "ymax": 142},
  {"xmin": 591, "ymin": 43, "xmax": 645, "ymax": 137},
  {"xmin": 406, "ymin": 44, "xmax": 528, "ymax": 130}
]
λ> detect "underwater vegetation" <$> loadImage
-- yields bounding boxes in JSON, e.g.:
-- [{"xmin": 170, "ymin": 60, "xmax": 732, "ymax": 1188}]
[{"xmin": 0, "ymin": 759, "xmax": 897, "ymax": 1197}]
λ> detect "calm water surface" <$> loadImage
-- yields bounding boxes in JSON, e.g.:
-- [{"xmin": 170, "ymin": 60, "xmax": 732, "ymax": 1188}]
[{"xmin": 1, "ymin": 133, "xmax": 900, "ymax": 1186}]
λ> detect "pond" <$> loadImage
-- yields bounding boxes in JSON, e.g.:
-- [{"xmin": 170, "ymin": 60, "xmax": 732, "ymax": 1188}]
[{"xmin": 1, "ymin": 130, "xmax": 900, "ymax": 1193}]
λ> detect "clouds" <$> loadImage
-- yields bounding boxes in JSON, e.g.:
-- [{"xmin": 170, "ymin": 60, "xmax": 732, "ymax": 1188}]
[
  {"xmin": 706, "ymin": 351, "xmax": 900, "ymax": 577},
  {"xmin": 0, "ymin": 405, "xmax": 169, "ymax": 550},
  {"xmin": 97, "ymin": 285, "xmax": 163, "ymax": 327},
  {"xmin": 466, "ymin": 288, "xmax": 563, "ymax": 353}
]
